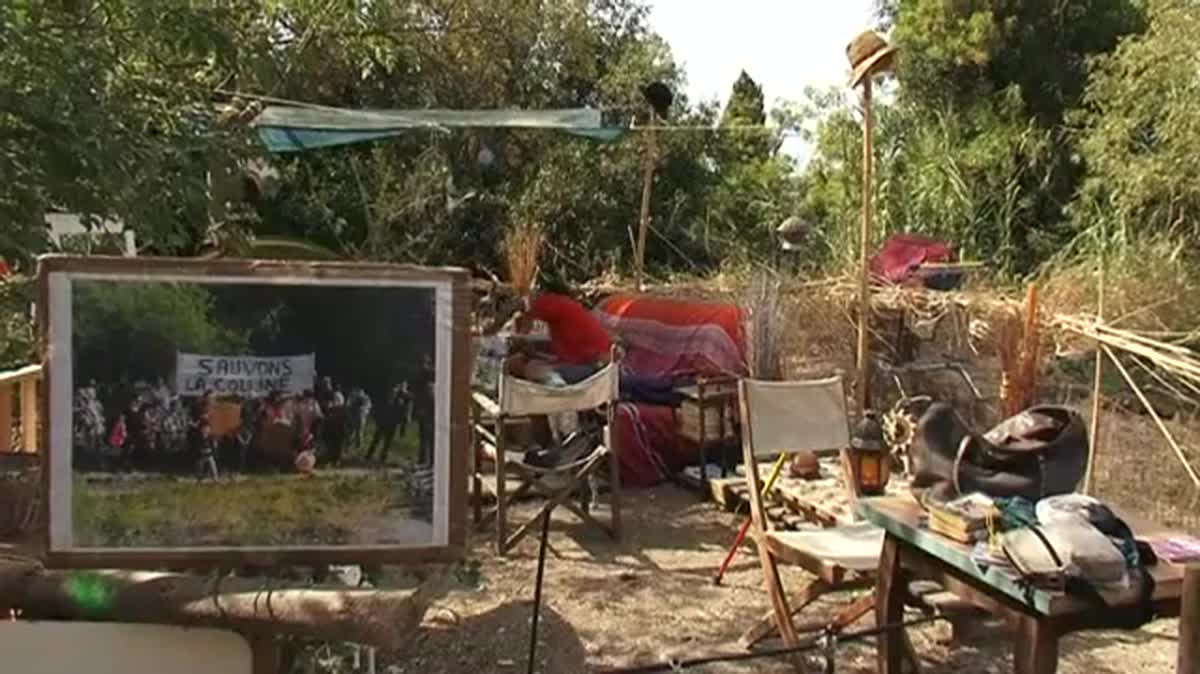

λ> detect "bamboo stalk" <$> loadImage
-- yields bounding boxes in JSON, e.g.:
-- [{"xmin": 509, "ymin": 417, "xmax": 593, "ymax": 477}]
[
  {"xmin": 855, "ymin": 78, "xmax": 874, "ymax": 416},
  {"xmin": 1102, "ymin": 345, "xmax": 1200, "ymax": 490},
  {"xmin": 1085, "ymin": 261, "xmax": 1105, "ymax": 495},
  {"xmin": 1059, "ymin": 319, "xmax": 1200, "ymax": 386}
]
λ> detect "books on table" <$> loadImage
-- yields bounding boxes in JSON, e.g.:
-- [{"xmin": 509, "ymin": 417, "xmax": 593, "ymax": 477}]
[{"xmin": 924, "ymin": 492, "xmax": 998, "ymax": 544}]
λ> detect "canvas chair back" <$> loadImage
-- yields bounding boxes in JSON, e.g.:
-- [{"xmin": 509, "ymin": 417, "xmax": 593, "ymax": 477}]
[
  {"xmin": 739, "ymin": 375, "xmax": 850, "ymax": 458},
  {"xmin": 739, "ymin": 374, "xmax": 853, "ymax": 546},
  {"xmin": 497, "ymin": 362, "xmax": 620, "ymax": 417}
]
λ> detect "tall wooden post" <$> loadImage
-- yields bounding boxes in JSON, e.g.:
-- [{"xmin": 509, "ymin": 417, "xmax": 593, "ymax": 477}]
[
  {"xmin": 855, "ymin": 78, "xmax": 874, "ymax": 415},
  {"xmin": 1181, "ymin": 565, "xmax": 1200, "ymax": 674},
  {"xmin": 0, "ymin": 384, "xmax": 12, "ymax": 453},
  {"xmin": 634, "ymin": 117, "xmax": 658, "ymax": 292}
]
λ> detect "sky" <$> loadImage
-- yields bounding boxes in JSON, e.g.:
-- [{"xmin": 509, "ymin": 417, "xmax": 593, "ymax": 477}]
[{"xmin": 647, "ymin": 0, "xmax": 878, "ymax": 160}]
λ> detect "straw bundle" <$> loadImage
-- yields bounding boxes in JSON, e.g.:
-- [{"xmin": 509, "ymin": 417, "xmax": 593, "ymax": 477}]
[
  {"xmin": 743, "ymin": 272, "xmax": 785, "ymax": 380},
  {"xmin": 998, "ymin": 284, "xmax": 1041, "ymax": 417},
  {"xmin": 503, "ymin": 221, "xmax": 544, "ymax": 298}
]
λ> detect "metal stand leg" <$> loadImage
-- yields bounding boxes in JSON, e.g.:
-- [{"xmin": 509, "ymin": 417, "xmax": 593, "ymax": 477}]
[{"xmin": 527, "ymin": 509, "xmax": 551, "ymax": 674}]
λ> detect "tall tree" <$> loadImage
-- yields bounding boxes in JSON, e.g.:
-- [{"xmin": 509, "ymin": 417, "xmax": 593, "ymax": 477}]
[{"xmin": 719, "ymin": 70, "xmax": 772, "ymax": 163}]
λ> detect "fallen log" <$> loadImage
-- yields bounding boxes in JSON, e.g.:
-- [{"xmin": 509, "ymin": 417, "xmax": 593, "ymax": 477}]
[{"xmin": 0, "ymin": 556, "xmax": 441, "ymax": 650}]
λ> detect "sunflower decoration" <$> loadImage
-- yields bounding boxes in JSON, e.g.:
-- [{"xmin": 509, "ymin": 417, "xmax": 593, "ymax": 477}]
[{"xmin": 881, "ymin": 405, "xmax": 917, "ymax": 475}]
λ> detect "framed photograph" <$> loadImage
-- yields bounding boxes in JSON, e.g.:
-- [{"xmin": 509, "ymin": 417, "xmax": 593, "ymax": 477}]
[{"xmin": 38, "ymin": 255, "xmax": 471, "ymax": 568}]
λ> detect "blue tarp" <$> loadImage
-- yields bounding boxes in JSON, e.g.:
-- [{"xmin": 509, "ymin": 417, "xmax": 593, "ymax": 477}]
[{"xmin": 252, "ymin": 105, "xmax": 626, "ymax": 152}]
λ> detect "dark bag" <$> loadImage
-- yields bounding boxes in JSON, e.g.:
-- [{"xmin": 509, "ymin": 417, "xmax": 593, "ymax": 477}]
[{"xmin": 910, "ymin": 403, "xmax": 1090, "ymax": 504}]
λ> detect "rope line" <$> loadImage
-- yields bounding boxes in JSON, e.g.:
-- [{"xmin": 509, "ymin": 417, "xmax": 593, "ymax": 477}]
[{"xmin": 595, "ymin": 613, "xmax": 945, "ymax": 673}]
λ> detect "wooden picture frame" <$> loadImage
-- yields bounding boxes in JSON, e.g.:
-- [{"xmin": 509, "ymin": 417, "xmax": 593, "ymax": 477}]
[{"xmin": 37, "ymin": 255, "xmax": 471, "ymax": 568}]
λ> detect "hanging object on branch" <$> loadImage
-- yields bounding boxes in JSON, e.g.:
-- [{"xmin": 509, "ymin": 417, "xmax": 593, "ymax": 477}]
[
  {"xmin": 632, "ymin": 81, "xmax": 674, "ymax": 291},
  {"xmin": 641, "ymin": 82, "xmax": 674, "ymax": 120}
]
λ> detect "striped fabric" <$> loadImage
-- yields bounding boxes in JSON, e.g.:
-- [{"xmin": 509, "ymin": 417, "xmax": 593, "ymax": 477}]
[{"xmin": 594, "ymin": 294, "xmax": 747, "ymax": 379}]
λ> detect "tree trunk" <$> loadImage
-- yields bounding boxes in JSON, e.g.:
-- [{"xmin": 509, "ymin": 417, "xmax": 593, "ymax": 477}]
[{"xmin": 0, "ymin": 558, "xmax": 439, "ymax": 650}]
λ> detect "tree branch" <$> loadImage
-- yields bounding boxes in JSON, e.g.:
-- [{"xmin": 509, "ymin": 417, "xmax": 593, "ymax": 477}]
[{"xmin": 0, "ymin": 558, "xmax": 443, "ymax": 650}]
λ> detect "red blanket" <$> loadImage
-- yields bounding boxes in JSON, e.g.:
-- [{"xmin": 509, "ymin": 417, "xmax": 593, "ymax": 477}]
[
  {"xmin": 597, "ymin": 294, "xmax": 747, "ymax": 487},
  {"xmin": 612, "ymin": 403, "xmax": 695, "ymax": 487},
  {"xmin": 594, "ymin": 294, "xmax": 746, "ymax": 378}
]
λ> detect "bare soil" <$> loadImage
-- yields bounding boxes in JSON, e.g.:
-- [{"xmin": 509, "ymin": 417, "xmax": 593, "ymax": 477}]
[{"xmin": 383, "ymin": 484, "xmax": 1183, "ymax": 674}]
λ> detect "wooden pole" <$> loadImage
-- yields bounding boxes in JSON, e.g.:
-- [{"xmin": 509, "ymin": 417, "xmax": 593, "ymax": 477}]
[
  {"xmin": 1180, "ymin": 565, "xmax": 1200, "ymax": 674},
  {"xmin": 1085, "ymin": 252, "xmax": 1105, "ymax": 494},
  {"xmin": 0, "ymin": 384, "xmax": 12, "ymax": 453},
  {"xmin": 19, "ymin": 378, "xmax": 37, "ymax": 453},
  {"xmin": 855, "ymin": 78, "xmax": 874, "ymax": 415},
  {"xmin": 634, "ymin": 114, "xmax": 658, "ymax": 293}
]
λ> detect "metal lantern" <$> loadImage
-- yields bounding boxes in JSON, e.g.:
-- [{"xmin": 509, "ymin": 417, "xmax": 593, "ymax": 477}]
[{"xmin": 849, "ymin": 412, "xmax": 891, "ymax": 495}]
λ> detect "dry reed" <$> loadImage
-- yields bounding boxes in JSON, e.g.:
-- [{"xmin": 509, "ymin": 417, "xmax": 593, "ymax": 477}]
[
  {"xmin": 997, "ymin": 284, "xmax": 1041, "ymax": 417},
  {"xmin": 743, "ymin": 272, "xmax": 785, "ymax": 380},
  {"xmin": 503, "ymin": 221, "xmax": 544, "ymax": 298}
]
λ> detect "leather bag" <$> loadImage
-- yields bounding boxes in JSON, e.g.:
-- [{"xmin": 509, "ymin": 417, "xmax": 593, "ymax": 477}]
[{"xmin": 910, "ymin": 403, "xmax": 1090, "ymax": 504}]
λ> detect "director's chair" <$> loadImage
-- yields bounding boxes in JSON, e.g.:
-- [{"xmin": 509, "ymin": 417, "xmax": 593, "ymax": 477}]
[
  {"xmin": 472, "ymin": 358, "xmax": 622, "ymax": 555},
  {"xmin": 737, "ymin": 375, "xmax": 923, "ymax": 670}
]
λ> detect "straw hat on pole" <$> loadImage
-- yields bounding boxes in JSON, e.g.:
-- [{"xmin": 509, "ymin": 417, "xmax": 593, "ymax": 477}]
[{"xmin": 847, "ymin": 30, "xmax": 897, "ymax": 88}]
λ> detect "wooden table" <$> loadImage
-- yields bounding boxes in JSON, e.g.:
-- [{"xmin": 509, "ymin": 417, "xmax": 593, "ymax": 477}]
[{"xmin": 859, "ymin": 496, "xmax": 1186, "ymax": 674}]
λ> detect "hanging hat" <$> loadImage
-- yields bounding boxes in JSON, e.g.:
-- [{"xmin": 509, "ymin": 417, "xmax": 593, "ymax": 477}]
[{"xmin": 846, "ymin": 30, "xmax": 897, "ymax": 88}]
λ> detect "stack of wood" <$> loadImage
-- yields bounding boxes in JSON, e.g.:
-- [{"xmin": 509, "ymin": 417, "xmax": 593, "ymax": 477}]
[{"xmin": 709, "ymin": 457, "xmax": 914, "ymax": 530}]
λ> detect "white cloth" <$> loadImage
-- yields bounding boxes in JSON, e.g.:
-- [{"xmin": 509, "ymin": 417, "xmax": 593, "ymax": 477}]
[{"xmin": 498, "ymin": 363, "xmax": 619, "ymax": 417}]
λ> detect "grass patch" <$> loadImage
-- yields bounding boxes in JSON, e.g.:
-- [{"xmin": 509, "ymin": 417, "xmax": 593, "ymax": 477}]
[{"xmin": 73, "ymin": 471, "xmax": 425, "ymax": 547}]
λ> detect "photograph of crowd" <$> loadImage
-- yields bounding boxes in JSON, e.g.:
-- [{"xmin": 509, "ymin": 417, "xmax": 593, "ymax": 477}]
[{"xmin": 62, "ymin": 274, "xmax": 444, "ymax": 549}]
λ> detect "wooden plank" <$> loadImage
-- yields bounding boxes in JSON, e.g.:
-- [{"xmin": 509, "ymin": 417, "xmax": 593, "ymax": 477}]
[
  {"xmin": 0, "ymin": 365, "xmax": 41, "ymax": 387},
  {"xmin": 20, "ymin": 378, "xmax": 37, "ymax": 453},
  {"xmin": 0, "ymin": 385, "xmax": 12, "ymax": 453},
  {"xmin": 708, "ymin": 477, "xmax": 742, "ymax": 511},
  {"xmin": 1181, "ymin": 565, "xmax": 1200, "ymax": 674}
]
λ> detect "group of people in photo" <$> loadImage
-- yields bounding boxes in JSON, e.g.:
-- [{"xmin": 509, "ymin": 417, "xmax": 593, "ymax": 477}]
[{"xmin": 72, "ymin": 365, "xmax": 436, "ymax": 479}]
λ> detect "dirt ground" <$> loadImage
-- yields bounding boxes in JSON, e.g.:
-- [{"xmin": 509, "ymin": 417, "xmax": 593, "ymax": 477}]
[{"xmin": 382, "ymin": 485, "xmax": 1183, "ymax": 674}]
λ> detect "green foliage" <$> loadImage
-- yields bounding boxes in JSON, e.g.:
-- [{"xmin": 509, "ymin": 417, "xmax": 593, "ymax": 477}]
[
  {"xmin": 1074, "ymin": 0, "xmax": 1200, "ymax": 243},
  {"xmin": 0, "ymin": 1, "xmax": 261, "ymax": 263},
  {"xmin": 71, "ymin": 281, "xmax": 246, "ymax": 384},
  {"xmin": 801, "ymin": 0, "xmax": 1149, "ymax": 277},
  {"xmin": 0, "ymin": 276, "xmax": 35, "ymax": 371}
]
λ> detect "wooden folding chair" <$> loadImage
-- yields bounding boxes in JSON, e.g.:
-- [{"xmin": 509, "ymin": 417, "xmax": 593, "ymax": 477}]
[
  {"xmin": 472, "ymin": 360, "xmax": 622, "ymax": 555},
  {"xmin": 737, "ymin": 375, "xmax": 922, "ymax": 669}
]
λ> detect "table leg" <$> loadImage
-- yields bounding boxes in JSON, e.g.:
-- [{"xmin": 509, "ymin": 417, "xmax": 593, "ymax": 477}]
[
  {"xmin": 1014, "ymin": 615, "xmax": 1059, "ymax": 674},
  {"xmin": 876, "ymin": 534, "xmax": 906, "ymax": 674},
  {"xmin": 472, "ymin": 413, "xmax": 482, "ymax": 525},
  {"xmin": 495, "ymin": 418, "xmax": 507, "ymax": 556}
]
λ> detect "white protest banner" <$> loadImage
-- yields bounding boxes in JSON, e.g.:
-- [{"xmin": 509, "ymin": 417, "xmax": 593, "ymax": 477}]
[{"xmin": 176, "ymin": 353, "xmax": 316, "ymax": 397}]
